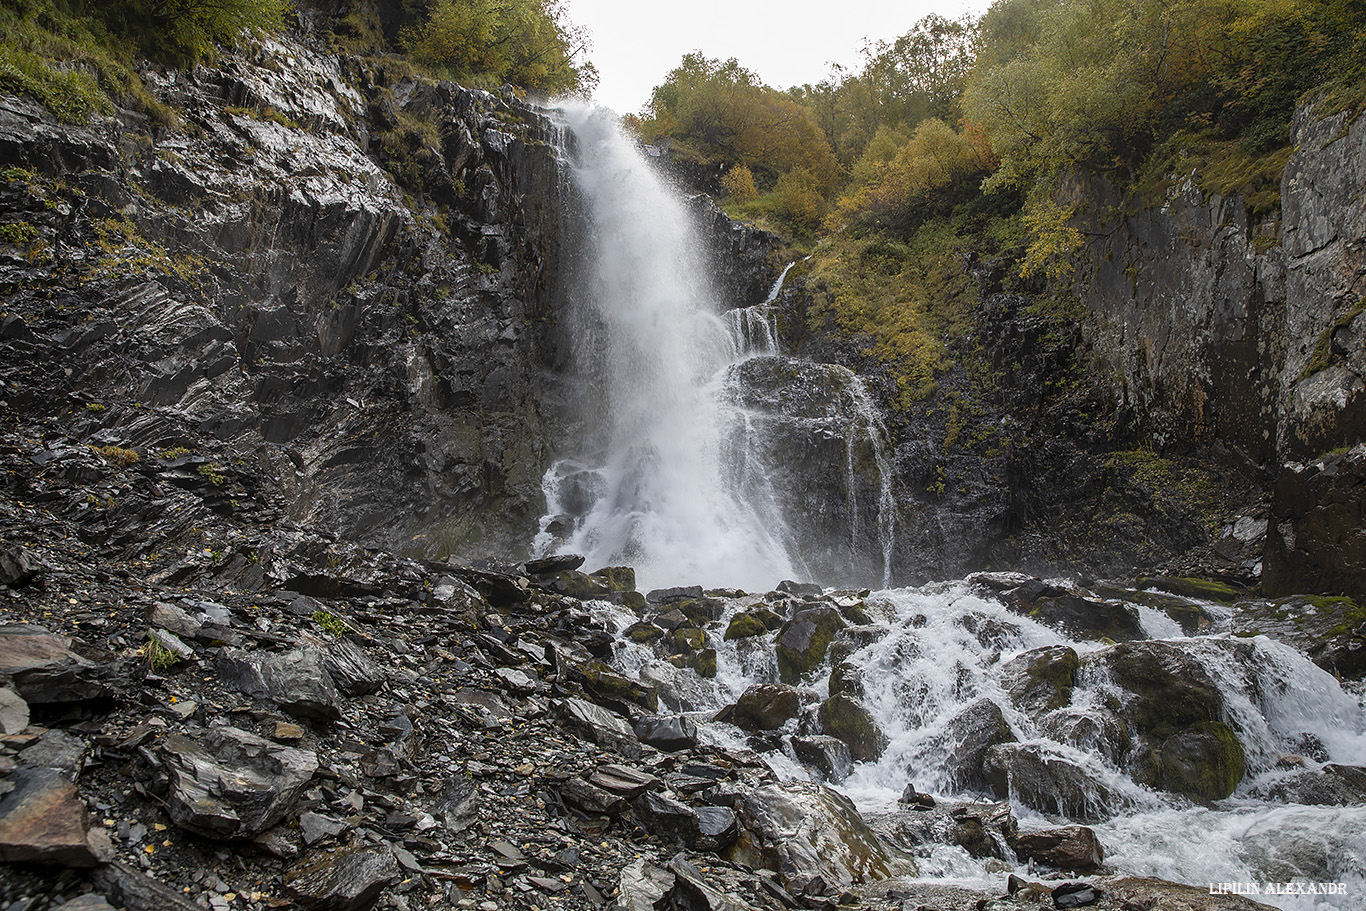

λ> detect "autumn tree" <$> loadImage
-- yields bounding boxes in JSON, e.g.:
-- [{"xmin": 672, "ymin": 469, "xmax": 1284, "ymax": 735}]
[
  {"xmin": 641, "ymin": 53, "xmax": 838, "ymax": 193},
  {"xmin": 405, "ymin": 0, "xmax": 596, "ymax": 96},
  {"xmin": 80, "ymin": 0, "xmax": 290, "ymax": 63}
]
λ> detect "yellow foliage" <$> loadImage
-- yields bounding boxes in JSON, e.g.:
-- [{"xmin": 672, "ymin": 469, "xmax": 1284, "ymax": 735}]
[{"xmin": 720, "ymin": 164, "xmax": 758, "ymax": 202}]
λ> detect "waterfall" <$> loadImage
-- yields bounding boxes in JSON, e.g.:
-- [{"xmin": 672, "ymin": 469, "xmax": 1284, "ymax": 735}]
[{"xmin": 534, "ymin": 104, "xmax": 800, "ymax": 592}]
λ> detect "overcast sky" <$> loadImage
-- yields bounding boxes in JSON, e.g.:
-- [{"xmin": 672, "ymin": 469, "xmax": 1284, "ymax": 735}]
[{"xmin": 561, "ymin": 0, "xmax": 987, "ymax": 116}]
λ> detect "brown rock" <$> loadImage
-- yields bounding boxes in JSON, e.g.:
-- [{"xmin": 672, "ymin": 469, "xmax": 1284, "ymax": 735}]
[{"xmin": 0, "ymin": 768, "xmax": 108, "ymax": 866}]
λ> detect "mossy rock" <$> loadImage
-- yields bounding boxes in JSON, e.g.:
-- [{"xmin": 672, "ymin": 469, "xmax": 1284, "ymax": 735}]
[
  {"xmin": 818, "ymin": 694, "xmax": 887, "ymax": 762},
  {"xmin": 693, "ymin": 647, "xmax": 717, "ymax": 679},
  {"xmin": 590, "ymin": 566, "xmax": 637, "ymax": 593},
  {"xmin": 1137, "ymin": 576, "xmax": 1242, "ymax": 604},
  {"xmin": 578, "ymin": 659, "xmax": 658, "ymax": 712},
  {"xmin": 828, "ymin": 661, "xmax": 865, "ymax": 700},
  {"xmin": 615, "ymin": 590, "xmax": 647, "ymax": 611},
  {"xmin": 1158, "ymin": 721, "xmax": 1246, "ymax": 801},
  {"xmin": 623, "ymin": 621, "xmax": 664, "ymax": 644},
  {"xmin": 1093, "ymin": 641, "xmax": 1223, "ymax": 735},
  {"xmin": 668, "ymin": 627, "xmax": 709, "ymax": 653},
  {"xmin": 1092, "ymin": 585, "xmax": 1213, "ymax": 635},
  {"xmin": 730, "ymin": 683, "xmax": 802, "ymax": 731},
  {"xmin": 551, "ymin": 570, "xmax": 611, "ymax": 600},
  {"xmin": 671, "ymin": 597, "xmax": 724, "ymax": 624},
  {"xmin": 724, "ymin": 613, "xmax": 769, "ymax": 641},
  {"xmin": 775, "ymin": 606, "xmax": 847, "ymax": 684},
  {"xmin": 1000, "ymin": 645, "xmax": 1079, "ymax": 715}
]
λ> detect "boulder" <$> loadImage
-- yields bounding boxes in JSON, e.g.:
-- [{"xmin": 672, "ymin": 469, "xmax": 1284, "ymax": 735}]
[
  {"xmin": 0, "ymin": 545, "xmax": 39, "ymax": 586},
  {"xmin": 300, "ymin": 633, "xmax": 383, "ymax": 697},
  {"xmin": 723, "ymin": 612, "xmax": 771, "ymax": 641},
  {"xmin": 1007, "ymin": 590, "xmax": 1145, "ymax": 642},
  {"xmin": 729, "ymin": 683, "xmax": 802, "ymax": 731},
  {"xmin": 160, "ymin": 725, "xmax": 318, "ymax": 839},
  {"xmin": 775, "ymin": 606, "xmax": 846, "ymax": 683},
  {"xmin": 559, "ymin": 778, "xmax": 629, "ymax": 816},
  {"xmin": 1011, "ymin": 825, "xmax": 1105, "ymax": 870},
  {"xmin": 574, "ymin": 660, "xmax": 659, "ymax": 713},
  {"xmin": 1087, "ymin": 640, "xmax": 1225, "ymax": 734},
  {"xmin": 217, "ymin": 647, "xmax": 342, "ymax": 721},
  {"xmin": 524, "ymin": 553, "xmax": 585, "ymax": 574},
  {"xmin": 790, "ymin": 735, "xmax": 853, "ymax": 783},
  {"xmin": 588, "ymin": 764, "xmax": 660, "ymax": 798},
  {"xmin": 0, "ymin": 686, "xmax": 29, "ymax": 735},
  {"xmin": 1000, "ymin": 645, "xmax": 1079, "ymax": 716},
  {"xmin": 694, "ymin": 805, "xmax": 740, "ymax": 853},
  {"xmin": 634, "ymin": 714, "xmax": 699, "ymax": 751},
  {"xmin": 1252, "ymin": 763, "xmax": 1366, "ymax": 805},
  {"xmin": 1158, "ymin": 721, "xmax": 1246, "ymax": 801},
  {"xmin": 817, "ymin": 694, "xmax": 887, "ymax": 762},
  {"xmin": 725, "ymin": 781, "xmax": 912, "ymax": 893},
  {"xmin": 284, "ymin": 845, "xmax": 399, "ymax": 911},
  {"xmin": 0, "ymin": 625, "xmax": 111, "ymax": 705},
  {"xmin": 0, "ymin": 768, "xmax": 110, "ymax": 866},
  {"xmin": 935, "ymin": 698, "xmax": 1017, "ymax": 790},
  {"xmin": 632, "ymin": 791, "xmax": 700, "ymax": 846}
]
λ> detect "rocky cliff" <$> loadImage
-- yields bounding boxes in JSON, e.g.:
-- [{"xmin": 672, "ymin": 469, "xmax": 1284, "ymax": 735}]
[{"xmin": 1, "ymin": 33, "xmax": 571, "ymax": 567}]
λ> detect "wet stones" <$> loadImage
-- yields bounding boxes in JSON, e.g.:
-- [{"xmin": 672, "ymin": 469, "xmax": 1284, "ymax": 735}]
[
  {"xmin": 934, "ymin": 698, "xmax": 1017, "ymax": 790},
  {"xmin": 159, "ymin": 725, "xmax": 318, "ymax": 839},
  {"xmin": 1156, "ymin": 721, "xmax": 1246, "ymax": 801},
  {"xmin": 983, "ymin": 743, "xmax": 1138, "ymax": 823},
  {"xmin": 1000, "ymin": 645, "xmax": 1079, "ymax": 716},
  {"xmin": 1012, "ymin": 825, "xmax": 1105, "ymax": 871},
  {"xmin": 775, "ymin": 607, "xmax": 846, "ymax": 683},
  {"xmin": 723, "ymin": 609, "xmax": 780, "ymax": 641},
  {"xmin": 0, "ymin": 686, "xmax": 28, "ymax": 734},
  {"xmin": 726, "ymin": 781, "xmax": 912, "ymax": 893},
  {"xmin": 790, "ymin": 735, "xmax": 853, "ymax": 783},
  {"xmin": 633, "ymin": 714, "xmax": 699, "ymax": 751}
]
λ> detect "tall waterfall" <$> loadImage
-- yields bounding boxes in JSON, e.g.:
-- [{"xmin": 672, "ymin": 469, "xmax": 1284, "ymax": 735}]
[{"xmin": 534, "ymin": 104, "xmax": 803, "ymax": 592}]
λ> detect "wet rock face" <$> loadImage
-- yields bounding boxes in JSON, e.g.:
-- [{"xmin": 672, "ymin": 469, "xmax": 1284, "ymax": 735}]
[
  {"xmin": 1263, "ymin": 447, "xmax": 1366, "ymax": 606},
  {"xmin": 0, "ymin": 37, "xmax": 571, "ymax": 567}
]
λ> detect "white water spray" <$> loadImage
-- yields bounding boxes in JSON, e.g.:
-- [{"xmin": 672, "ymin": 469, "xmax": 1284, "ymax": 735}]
[{"xmin": 534, "ymin": 104, "xmax": 800, "ymax": 592}]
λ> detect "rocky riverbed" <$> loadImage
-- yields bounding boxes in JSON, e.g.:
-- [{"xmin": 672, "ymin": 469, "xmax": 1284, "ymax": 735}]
[{"xmin": 4, "ymin": 424, "xmax": 1356, "ymax": 911}]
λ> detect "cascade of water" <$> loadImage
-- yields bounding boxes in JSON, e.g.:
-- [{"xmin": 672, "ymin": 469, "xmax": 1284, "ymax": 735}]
[
  {"xmin": 535, "ymin": 103, "xmax": 800, "ymax": 592},
  {"xmin": 603, "ymin": 579, "xmax": 1366, "ymax": 910}
]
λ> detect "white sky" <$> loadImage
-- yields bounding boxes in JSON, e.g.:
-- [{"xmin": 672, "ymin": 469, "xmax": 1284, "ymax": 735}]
[{"xmin": 561, "ymin": 0, "xmax": 987, "ymax": 116}]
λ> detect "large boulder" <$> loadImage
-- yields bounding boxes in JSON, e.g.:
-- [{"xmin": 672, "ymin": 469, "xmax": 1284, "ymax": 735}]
[
  {"xmin": 0, "ymin": 625, "xmax": 112, "ymax": 706},
  {"xmin": 934, "ymin": 698, "xmax": 1017, "ymax": 790},
  {"xmin": 160, "ymin": 725, "xmax": 318, "ymax": 839},
  {"xmin": 1157, "ymin": 721, "xmax": 1246, "ymax": 801},
  {"xmin": 983, "ymin": 743, "xmax": 1142, "ymax": 823},
  {"xmin": 0, "ymin": 768, "xmax": 110, "ymax": 866},
  {"xmin": 217, "ymin": 647, "xmax": 342, "ymax": 721},
  {"xmin": 725, "ymin": 781, "xmax": 912, "ymax": 894},
  {"xmin": 284, "ymin": 845, "xmax": 399, "ymax": 911},
  {"xmin": 1086, "ymin": 641, "xmax": 1225, "ymax": 735},
  {"xmin": 1251, "ymin": 763, "xmax": 1366, "ymax": 805},
  {"xmin": 774, "ymin": 606, "xmax": 846, "ymax": 684},
  {"xmin": 1006, "ymin": 589, "xmax": 1145, "ymax": 642},
  {"xmin": 1011, "ymin": 825, "xmax": 1105, "ymax": 871}
]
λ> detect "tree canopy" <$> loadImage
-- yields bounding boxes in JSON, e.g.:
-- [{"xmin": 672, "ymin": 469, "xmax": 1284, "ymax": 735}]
[{"xmin": 404, "ymin": 0, "xmax": 595, "ymax": 96}]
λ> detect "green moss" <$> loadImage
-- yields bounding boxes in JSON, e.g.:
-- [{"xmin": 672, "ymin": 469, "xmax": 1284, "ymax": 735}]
[
  {"xmin": 1139, "ymin": 575, "xmax": 1241, "ymax": 604},
  {"xmin": 311, "ymin": 609, "xmax": 348, "ymax": 637},
  {"xmin": 0, "ymin": 222, "xmax": 40, "ymax": 245},
  {"xmin": 589, "ymin": 565, "xmax": 636, "ymax": 593},
  {"xmin": 818, "ymin": 694, "xmax": 887, "ymax": 762},
  {"xmin": 1300, "ymin": 298, "xmax": 1366, "ymax": 381},
  {"xmin": 1159, "ymin": 721, "xmax": 1246, "ymax": 802},
  {"xmin": 724, "ymin": 612, "xmax": 769, "ymax": 641}
]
